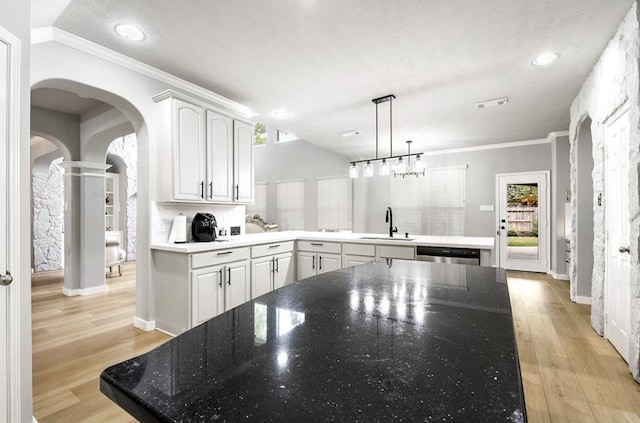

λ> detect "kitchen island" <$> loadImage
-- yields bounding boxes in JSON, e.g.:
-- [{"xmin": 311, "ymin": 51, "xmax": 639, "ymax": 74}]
[{"xmin": 101, "ymin": 260, "xmax": 525, "ymax": 422}]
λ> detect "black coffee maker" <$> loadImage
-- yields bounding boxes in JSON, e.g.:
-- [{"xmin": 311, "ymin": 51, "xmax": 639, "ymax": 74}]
[{"xmin": 191, "ymin": 213, "xmax": 217, "ymax": 242}]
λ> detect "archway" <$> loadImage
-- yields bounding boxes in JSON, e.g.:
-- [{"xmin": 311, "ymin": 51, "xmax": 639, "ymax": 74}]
[{"xmin": 574, "ymin": 117, "xmax": 595, "ymax": 303}]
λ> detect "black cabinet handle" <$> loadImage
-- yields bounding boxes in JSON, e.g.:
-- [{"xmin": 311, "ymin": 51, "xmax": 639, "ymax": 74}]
[
  {"xmin": 271, "ymin": 257, "xmax": 275, "ymax": 273},
  {"xmin": 319, "ymin": 255, "xmax": 322, "ymax": 270},
  {"xmin": 208, "ymin": 182, "xmax": 213, "ymax": 199},
  {"xmin": 218, "ymin": 269, "xmax": 223, "ymax": 287},
  {"xmin": 200, "ymin": 181, "xmax": 204, "ymax": 199},
  {"xmin": 268, "ymin": 244, "xmax": 281, "ymax": 249},
  {"xmin": 235, "ymin": 185, "xmax": 239, "ymax": 200},
  {"xmin": 310, "ymin": 242, "xmax": 324, "ymax": 246},
  {"xmin": 312, "ymin": 256, "xmax": 315, "ymax": 270},
  {"xmin": 276, "ymin": 257, "xmax": 279, "ymax": 272},
  {"xmin": 227, "ymin": 267, "xmax": 231, "ymax": 285},
  {"xmin": 217, "ymin": 251, "xmax": 233, "ymax": 256}
]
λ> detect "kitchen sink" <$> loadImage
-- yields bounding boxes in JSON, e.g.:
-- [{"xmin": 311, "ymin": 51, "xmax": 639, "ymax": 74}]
[{"xmin": 359, "ymin": 236, "xmax": 415, "ymax": 241}]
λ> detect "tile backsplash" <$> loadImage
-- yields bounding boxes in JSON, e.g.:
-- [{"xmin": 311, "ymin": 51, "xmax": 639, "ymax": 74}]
[{"xmin": 152, "ymin": 202, "xmax": 247, "ymax": 244}]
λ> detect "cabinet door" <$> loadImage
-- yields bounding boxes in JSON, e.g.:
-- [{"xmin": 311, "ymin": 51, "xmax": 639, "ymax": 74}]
[
  {"xmin": 251, "ymin": 257, "xmax": 273, "ymax": 299},
  {"xmin": 274, "ymin": 252, "xmax": 294, "ymax": 290},
  {"xmin": 206, "ymin": 110, "xmax": 233, "ymax": 202},
  {"xmin": 225, "ymin": 260, "xmax": 250, "ymax": 311},
  {"xmin": 173, "ymin": 99, "xmax": 206, "ymax": 201},
  {"xmin": 342, "ymin": 255, "xmax": 375, "ymax": 268},
  {"xmin": 233, "ymin": 120, "xmax": 254, "ymax": 203},
  {"xmin": 191, "ymin": 266, "xmax": 224, "ymax": 326},
  {"xmin": 318, "ymin": 253, "xmax": 341, "ymax": 275},
  {"xmin": 297, "ymin": 252, "xmax": 317, "ymax": 280}
]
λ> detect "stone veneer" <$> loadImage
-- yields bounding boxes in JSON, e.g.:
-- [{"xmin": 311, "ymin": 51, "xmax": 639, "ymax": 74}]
[
  {"xmin": 32, "ymin": 158, "xmax": 64, "ymax": 272},
  {"xmin": 569, "ymin": 3, "xmax": 640, "ymax": 381},
  {"xmin": 108, "ymin": 133, "xmax": 138, "ymax": 260}
]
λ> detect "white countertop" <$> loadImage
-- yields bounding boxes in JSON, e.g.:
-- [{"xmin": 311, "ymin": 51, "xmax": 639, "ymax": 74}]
[{"xmin": 150, "ymin": 231, "xmax": 495, "ymax": 254}]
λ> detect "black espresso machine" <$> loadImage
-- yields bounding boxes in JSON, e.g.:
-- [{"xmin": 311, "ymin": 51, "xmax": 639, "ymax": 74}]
[{"xmin": 191, "ymin": 213, "xmax": 217, "ymax": 242}]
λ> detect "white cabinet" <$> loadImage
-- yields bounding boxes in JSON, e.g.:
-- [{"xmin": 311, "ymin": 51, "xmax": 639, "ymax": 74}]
[
  {"xmin": 251, "ymin": 241, "xmax": 294, "ymax": 298},
  {"xmin": 104, "ymin": 173, "xmax": 119, "ymax": 231},
  {"xmin": 233, "ymin": 120, "xmax": 254, "ymax": 203},
  {"xmin": 377, "ymin": 245, "xmax": 415, "ymax": 260},
  {"xmin": 152, "ymin": 247, "xmax": 250, "ymax": 335},
  {"xmin": 297, "ymin": 241, "xmax": 342, "ymax": 280},
  {"xmin": 155, "ymin": 92, "xmax": 254, "ymax": 204},
  {"xmin": 342, "ymin": 243, "xmax": 376, "ymax": 268}
]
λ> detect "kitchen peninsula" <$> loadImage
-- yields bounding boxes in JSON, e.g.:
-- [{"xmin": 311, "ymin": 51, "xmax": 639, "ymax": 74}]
[
  {"xmin": 101, "ymin": 260, "xmax": 525, "ymax": 422},
  {"xmin": 150, "ymin": 231, "xmax": 495, "ymax": 335}
]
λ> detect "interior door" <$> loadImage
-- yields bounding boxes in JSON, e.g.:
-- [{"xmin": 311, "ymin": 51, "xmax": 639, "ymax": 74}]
[
  {"xmin": 497, "ymin": 172, "xmax": 549, "ymax": 272},
  {"xmin": 604, "ymin": 107, "xmax": 631, "ymax": 362},
  {"xmin": 0, "ymin": 32, "xmax": 9, "ymax": 421}
]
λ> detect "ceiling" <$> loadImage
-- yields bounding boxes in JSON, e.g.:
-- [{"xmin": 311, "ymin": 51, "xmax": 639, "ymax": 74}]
[
  {"xmin": 31, "ymin": 88, "xmax": 103, "ymax": 116},
  {"xmin": 31, "ymin": 0, "xmax": 634, "ymax": 160}
]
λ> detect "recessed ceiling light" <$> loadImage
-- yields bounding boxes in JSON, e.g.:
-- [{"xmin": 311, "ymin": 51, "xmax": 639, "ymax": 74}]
[
  {"xmin": 532, "ymin": 53, "xmax": 558, "ymax": 66},
  {"xmin": 475, "ymin": 97, "xmax": 508, "ymax": 109},
  {"xmin": 273, "ymin": 109, "xmax": 290, "ymax": 119},
  {"xmin": 114, "ymin": 24, "xmax": 145, "ymax": 41}
]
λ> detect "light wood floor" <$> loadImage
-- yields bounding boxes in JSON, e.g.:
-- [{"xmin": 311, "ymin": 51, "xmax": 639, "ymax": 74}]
[{"xmin": 31, "ymin": 265, "xmax": 640, "ymax": 422}]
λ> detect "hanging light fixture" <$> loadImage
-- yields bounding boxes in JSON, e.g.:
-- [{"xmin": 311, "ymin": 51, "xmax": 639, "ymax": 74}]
[{"xmin": 348, "ymin": 94, "xmax": 425, "ymax": 178}]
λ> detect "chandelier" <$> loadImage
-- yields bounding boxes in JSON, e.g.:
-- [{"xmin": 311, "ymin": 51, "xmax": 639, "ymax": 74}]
[{"xmin": 349, "ymin": 94, "xmax": 425, "ymax": 178}]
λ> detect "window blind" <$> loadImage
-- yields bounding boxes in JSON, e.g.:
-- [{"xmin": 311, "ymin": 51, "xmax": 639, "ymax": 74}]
[
  {"xmin": 317, "ymin": 177, "xmax": 352, "ymax": 231},
  {"xmin": 390, "ymin": 166, "xmax": 466, "ymax": 236},
  {"xmin": 247, "ymin": 182, "xmax": 267, "ymax": 220},
  {"xmin": 276, "ymin": 180, "xmax": 305, "ymax": 230}
]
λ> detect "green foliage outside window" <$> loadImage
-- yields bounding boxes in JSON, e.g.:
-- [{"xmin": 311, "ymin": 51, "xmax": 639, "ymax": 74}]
[{"xmin": 254, "ymin": 123, "xmax": 267, "ymax": 146}]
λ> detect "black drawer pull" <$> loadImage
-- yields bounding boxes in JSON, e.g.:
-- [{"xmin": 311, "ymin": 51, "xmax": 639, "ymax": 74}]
[
  {"xmin": 217, "ymin": 251, "xmax": 233, "ymax": 256},
  {"xmin": 310, "ymin": 243, "xmax": 324, "ymax": 246},
  {"xmin": 268, "ymin": 244, "xmax": 281, "ymax": 249}
]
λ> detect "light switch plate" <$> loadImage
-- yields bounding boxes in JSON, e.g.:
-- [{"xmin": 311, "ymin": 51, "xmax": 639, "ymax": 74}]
[{"xmin": 480, "ymin": 205, "xmax": 494, "ymax": 212}]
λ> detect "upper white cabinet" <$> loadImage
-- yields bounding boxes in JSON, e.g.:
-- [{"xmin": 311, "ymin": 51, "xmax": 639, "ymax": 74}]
[{"xmin": 155, "ymin": 92, "xmax": 254, "ymax": 204}]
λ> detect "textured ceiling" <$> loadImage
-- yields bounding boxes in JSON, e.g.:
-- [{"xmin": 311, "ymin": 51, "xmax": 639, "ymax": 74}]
[{"xmin": 35, "ymin": 0, "xmax": 634, "ymax": 159}]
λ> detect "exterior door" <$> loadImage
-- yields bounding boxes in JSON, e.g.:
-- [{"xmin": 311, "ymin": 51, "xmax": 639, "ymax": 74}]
[
  {"xmin": 604, "ymin": 107, "xmax": 631, "ymax": 362},
  {"xmin": 497, "ymin": 172, "xmax": 549, "ymax": 272}
]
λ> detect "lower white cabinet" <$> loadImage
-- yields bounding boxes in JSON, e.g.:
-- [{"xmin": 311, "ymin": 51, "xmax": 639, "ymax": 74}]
[
  {"xmin": 342, "ymin": 243, "xmax": 376, "ymax": 268},
  {"xmin": 251, "ymin": 241, "xmax": 295, "ymax": 298},
  {"xmin": 297, "ymin": 241, "xmax": 342, "ymax": 279},
  {"xmin": 152, "ymin": 247, "xmax": 250, "ymax": 335},
  {"xmin": 251, "ymin": 252, "xmax": 294, "ymax": 299}
]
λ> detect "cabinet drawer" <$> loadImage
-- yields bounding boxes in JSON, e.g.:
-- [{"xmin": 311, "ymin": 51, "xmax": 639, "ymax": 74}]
[
  {"xmin": 377, "ymin": 245, "xmax": 415, "ymax": 260},
  {"xmin": 192, "ymin": 247, "xmax": 250, "ymax": 269},
  {"xmin": 297, "ymin": 240, "xmax": 342, "ymax": 254},
  {"xmin": 343, "ymin": 243, "xmax": 376, "ymax": 257},
  {"xmin": 251, "ymin": 241, "xmax": 294, "ymax": 258}
]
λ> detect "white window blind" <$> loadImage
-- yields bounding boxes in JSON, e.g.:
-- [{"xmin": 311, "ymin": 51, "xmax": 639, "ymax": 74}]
[
  {"xmin": 247, "ymin": 182, "xmax": 267, "ymax": 220},
  {"xmin": 390, "ymin": 166, "xmax": 466, "ymax": 236},
  {"xmin": 276, "ymin": 180, "xmax": 305, "ymax": 230},
  {"xmin": 317, "ymin": 177, "xmax": 352, "ymax": 231}
]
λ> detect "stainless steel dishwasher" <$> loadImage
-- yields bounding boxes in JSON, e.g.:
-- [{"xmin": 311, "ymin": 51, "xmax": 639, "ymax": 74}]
[{"xmin": 416, "ymin": 246, "xmax": 480, "ymax": 265}]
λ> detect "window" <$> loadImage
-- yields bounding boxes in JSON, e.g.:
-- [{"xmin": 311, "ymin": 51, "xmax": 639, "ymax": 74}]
[
  {"xmin": 276, "ymin": 180, "xmax": 304, "ymax": 230},
  {"xmin": 247, "ymin": 182, "xmax": 267, "ymax": 219},
  {"xmin": 276, "ymin": 129, "xmax": 299, "ymax": 143},
  {"xmin": 390, "ymin": 165, "xmax": 466, "ymax": 236},
  {"xmin": 254, "ymin": 123, "xmax": 267, "ymax": 146},
  {"xmin": 317, "ymin": 177, "xmax": 352, "ymax": 231}
]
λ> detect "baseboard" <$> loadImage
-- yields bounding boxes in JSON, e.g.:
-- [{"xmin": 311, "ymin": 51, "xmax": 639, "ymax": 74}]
[
  {"xmin": 62, "ymin": 284, "xmax": 108, "ymax": 296},
  {"xmin": 575, "ymin": 295, "xmax": 592, "ymax": 305},
  {"xmin": 133, "ymin": 316, "xmax": 156, "ymax": 331},
  {"xmin": 550, "ymin": 271, "xmax": 570, "ymax": 280}
]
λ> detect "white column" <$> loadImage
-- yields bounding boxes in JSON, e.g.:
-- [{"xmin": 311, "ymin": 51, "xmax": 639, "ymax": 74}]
[{"xmin": 59, "ymin": 161, "xmax": 111, "ymax": 296}]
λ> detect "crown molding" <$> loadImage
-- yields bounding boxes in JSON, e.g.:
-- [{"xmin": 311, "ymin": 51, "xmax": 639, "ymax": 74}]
[
  {"xmin": 421, "ymin": 137, "xmax": 555, "ymax": 157},
  {"xmin": 31, "ymin": 26, "xmax": 254, "ymax": 119}
]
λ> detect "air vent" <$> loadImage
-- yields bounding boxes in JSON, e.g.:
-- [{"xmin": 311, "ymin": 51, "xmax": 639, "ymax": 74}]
[{"xmin": 475, "ymin": 97, "xmax": 509, "ymax": 109}]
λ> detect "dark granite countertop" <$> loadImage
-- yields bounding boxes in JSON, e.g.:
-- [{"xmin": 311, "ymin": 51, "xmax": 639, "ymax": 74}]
[{"xmin": 101, "ymin": 260, "xmax": 526, "ymax": 422}]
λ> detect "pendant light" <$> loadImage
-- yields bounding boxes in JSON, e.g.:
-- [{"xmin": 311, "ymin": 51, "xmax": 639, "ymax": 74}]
[{"xmin": 348, "ymin": 94, "xmax": 425, "ymax": 178}]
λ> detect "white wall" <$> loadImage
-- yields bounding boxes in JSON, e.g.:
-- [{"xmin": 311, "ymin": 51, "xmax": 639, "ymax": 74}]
[
  {"xmin": 254, "ymin": 128, "xmax": 350, "ymax": 231},
  {"xmin": 569, "ymin": 3, "xmax": 640, "ymax": 381}
]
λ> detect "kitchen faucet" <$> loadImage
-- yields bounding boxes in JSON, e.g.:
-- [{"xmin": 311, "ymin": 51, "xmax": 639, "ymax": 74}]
[{"xmin": 385, "ymin": 207, "xmax": 398, "ymax": 238}]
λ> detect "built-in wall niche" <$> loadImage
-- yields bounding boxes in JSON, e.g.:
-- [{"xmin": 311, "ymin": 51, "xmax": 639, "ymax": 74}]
[{"xmin": 105, "ymin": 173, "xmax": 119, "ymax": 231}]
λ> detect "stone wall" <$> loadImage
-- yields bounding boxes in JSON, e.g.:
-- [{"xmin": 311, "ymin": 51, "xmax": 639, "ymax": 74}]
[
  {"xmin": 108, "ymin": 133, "xmax": 137, "ymax": 260},
  {"xmin": 32, "ymin": 158, "xmax": 64, "ymax": 271},
  {"xmin": 569, "ymin": 3, "xmax": 640, "ymax": 381}
]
